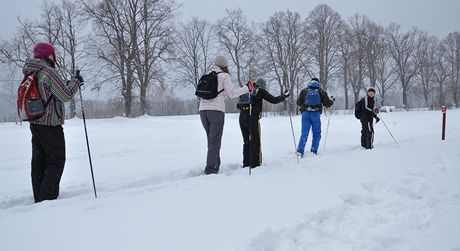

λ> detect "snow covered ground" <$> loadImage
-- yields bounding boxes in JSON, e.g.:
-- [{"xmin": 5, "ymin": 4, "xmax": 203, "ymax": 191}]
[{"xmin": 0, "ymin": 109, "xmax": 459, "ymax": 251}]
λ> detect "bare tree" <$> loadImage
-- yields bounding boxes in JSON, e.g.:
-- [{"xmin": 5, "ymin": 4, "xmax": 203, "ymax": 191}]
[
  {"xmin": 417, "ymin": 33, "xmax": 437, "ymax": 108},
  {"xmin": 259, "ymin": 10, "xmax": 309, "ymax": 110},
  {"xmin": 134, "ymin": 0, "xmax": 177, "ymax": 116},
  {"xmin": 83, "ymin": 0, "xmax": 177, "ymax": 117},
  {"xmin": 433, "ymin": 42, "xmax": 449, "ymax": 107},
  {"xmin": 364, "ymin": 18, "xmax": 385, "ymax": 88},
  {"xmin": 306, "ymin": 4, "xmax": 342, "ymax": 91},
  {"xmin": 348, "ymin": 14, "xmax": 368, "ymax": 103},
  {"xmin": 375, "ymin": 41, "xmax": 397, "ymax": 106},
  {"xmin": 36, "ymin": 1, "xmax": 62, "ymax": 45},
  {"xmin": 386, "ymin": 23, "xmax": 421, "ymax": 109},
  {"xmin": 443, "ymin": 31, "xmax": 460, "ymax": 107},
  {"xmin": 348, "ymin": 52, "xmax": 367, "ymax": 104},
  {"xmin": 337, "ymin": 22, "xmax": 352, "ymax": 109},
  {"xmin": 82, "ymin": 0, "xmax": 137, "ymax": 117},
  {"xmin": 259, "ymin": 13, "xmax": 287, "ymax": 91},
  {"xmin": 0, "ymin": 19, "xmax": 38, "ymax": 67},
  {"xmin": 216, "ymin": 8, "xmax": 257, "ymax": 87},
  {"xmin": 175, "ymin": 17, "xmax": 213, "ymax": 108}
]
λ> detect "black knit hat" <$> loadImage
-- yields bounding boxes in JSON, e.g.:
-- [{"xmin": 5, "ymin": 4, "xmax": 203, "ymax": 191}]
[
  {"xmin": 368, "ymin": 87, "xmax": 376, "ymax": 93},
  {"xmin": 255, "ymin": 78, "xmax": 267, "ymax": 89},
  {"xmin": 311, "ymin": 77, "xmax": 320, "ymax": 82}
]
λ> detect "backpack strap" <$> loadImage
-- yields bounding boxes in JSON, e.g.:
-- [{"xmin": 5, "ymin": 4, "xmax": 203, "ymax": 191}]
[{"xmin": 211, "ymin": 71, "xmax": 225, "ymax": 94}]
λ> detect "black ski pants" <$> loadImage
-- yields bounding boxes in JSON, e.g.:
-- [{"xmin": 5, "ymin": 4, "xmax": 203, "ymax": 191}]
[
  {"xmin": 30, "ymin": 123, "xmax": 66, "ymax": 203},
  {"xmin": 239, "ymin": 112, "xmax": 261, "ymax": 168},
  {"xmin": 360, "ymin": 118, "xmax": 374, "ymax": 149}
]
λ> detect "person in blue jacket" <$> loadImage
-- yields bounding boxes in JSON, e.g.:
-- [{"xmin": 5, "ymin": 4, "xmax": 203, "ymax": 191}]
[{"xmin": 296, "ymin": 78, "xmax": 334, "ymax": 157}]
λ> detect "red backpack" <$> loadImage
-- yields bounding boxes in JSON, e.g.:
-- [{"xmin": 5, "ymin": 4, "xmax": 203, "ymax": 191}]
[{"xmin": 17, "ymin": 69, "xmax": 50, "ymax": 121}]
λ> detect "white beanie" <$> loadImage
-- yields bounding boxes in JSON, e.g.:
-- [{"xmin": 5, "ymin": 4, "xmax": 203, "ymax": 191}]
[{"xmin": 213, "ymin": 55, "xmax": 228, "ymax": 68}]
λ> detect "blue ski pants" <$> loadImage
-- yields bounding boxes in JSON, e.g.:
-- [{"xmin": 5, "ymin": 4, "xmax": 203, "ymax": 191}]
[{"xmin": 297, "ymin": 111, "xmax": 322, "ymax": 155}]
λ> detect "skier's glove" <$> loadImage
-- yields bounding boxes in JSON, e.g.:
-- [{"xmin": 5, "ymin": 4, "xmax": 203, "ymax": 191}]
[
  {"xmin": 76, "ymin": 75, "xmax": 84, "ymax": 85},
  {"xmin": 246, "ymin": 80, "xmax": 255, "ymax": 91},
  {"xmin": 75, "ymin": 70, "xmax": 84, "ymax": 85},
  {"xmin": 375, "ymin": 117, "xmax": 380, "ymax": 124},
  {"xmin": 283, "ymin": 90, "xmax": 290, "ymax": 98}
]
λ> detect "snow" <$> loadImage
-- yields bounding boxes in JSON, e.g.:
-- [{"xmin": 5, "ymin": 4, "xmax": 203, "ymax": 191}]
[{"xmin": 0, "ymin": 109, "xmax": 459, "ymax": 251}]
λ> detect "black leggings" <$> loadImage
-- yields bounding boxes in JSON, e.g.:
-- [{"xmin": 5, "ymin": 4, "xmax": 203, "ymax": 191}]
[{"xmin": 239, "ymin": 112, "xmax": 261, "ymax": 167}]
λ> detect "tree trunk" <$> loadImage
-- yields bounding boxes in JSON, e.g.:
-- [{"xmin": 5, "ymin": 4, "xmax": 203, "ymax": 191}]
[
  {"xmin": 124, "ymin": 92, "xmax": 132, "ymax": 117},
  {"xmin": 454, "ymin": 70, "xmax": 459, "ymax": 107},
  {"xmin": 343, "ymin": 70, "xmax": 349, "ymax": 109},
  {"xmin": 423, "ymin": 88, "xmax": 430, "ymax": 108},
  {"xmin": 402, "ymin": 85, "xmax": 408, "ymax": 110},
  {"xmin": 439, "ymin": 84, "xmax": 445, "ymax": 107},
  {"xmin": 454, "ymin": 88, "xmax": 459, "ymax": 108},
  {"xmin": 124, "ymin": 70, "xmax": 134, "ymax": 117},
  {"xmin": 140, "ymin": 85, "xmax": 147, "ymax": 116}
]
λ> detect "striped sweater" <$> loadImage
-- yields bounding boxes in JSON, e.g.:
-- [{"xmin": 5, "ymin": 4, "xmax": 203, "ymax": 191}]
[{"xmin": 22, "ymin": 58, "xmax": 81, "ymax": 126}]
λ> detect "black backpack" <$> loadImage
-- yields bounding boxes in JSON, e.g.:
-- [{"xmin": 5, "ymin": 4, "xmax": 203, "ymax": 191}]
[
  {"xmin": 354, "ymin": 98, "xmax": 363, "ymax": 119},
  {"xmin": 195, "ymin": 71, "xmax": 224, "ymax": 100}
]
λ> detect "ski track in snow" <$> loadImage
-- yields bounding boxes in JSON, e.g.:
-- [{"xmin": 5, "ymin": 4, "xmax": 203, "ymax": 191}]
[{"xmin": 0, "ymin": 163, "xmax": 243, "ymax": 210}]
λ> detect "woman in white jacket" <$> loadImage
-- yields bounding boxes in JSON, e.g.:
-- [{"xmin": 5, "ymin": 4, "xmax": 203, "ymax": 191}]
[{"xmin": 199, "ymin": 55, "xmax": 254, "ymax": 175}]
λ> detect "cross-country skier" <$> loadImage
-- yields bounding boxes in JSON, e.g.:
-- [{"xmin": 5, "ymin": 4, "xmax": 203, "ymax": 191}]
[
  {"xmin": 296, "ymin": 78, "xmax": 334, "ymax": 157},
  {"xmin": 355, "ymin": 87, "xmax": 380, "ymax": 149},
  {"xmin": 237, "ymin": 78, "xmax": 289, "ymax": 169}
]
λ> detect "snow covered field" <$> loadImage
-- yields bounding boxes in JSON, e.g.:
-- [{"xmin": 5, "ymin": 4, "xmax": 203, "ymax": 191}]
[{"xmin": 1, "ymin": 109, "xmax": 459, "ymax": 251}]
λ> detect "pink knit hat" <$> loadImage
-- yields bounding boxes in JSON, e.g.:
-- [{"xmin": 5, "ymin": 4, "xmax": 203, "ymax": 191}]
[{"xmin": 33, "ymin": 42, "xmax": 55, "ymax": 58}]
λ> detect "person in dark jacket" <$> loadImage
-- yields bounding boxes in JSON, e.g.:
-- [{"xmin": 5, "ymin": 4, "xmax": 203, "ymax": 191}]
[
  {"xmin": 22, "ymin": 42, "xmax": 83, "ymax": 203},
  {"xmin": 296, "ymin": 78, "xmax": 334, "ymax": 157},
  {"xmin": 356, "ymin": 87, "xmax": 380, "ymax": 149},
  {"xmin": 237, "ymin": 78, "xmax": 289, "ymax": 168}
]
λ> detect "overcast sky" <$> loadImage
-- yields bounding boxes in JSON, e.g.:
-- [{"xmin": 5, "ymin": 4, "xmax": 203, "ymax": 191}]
[{"xmin": 0, "ymin": 0, "xmax": 459, "ymax": 39}]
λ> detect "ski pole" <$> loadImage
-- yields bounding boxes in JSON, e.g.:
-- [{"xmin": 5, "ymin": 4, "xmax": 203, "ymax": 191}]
[
  {"xmin": 322, "ymin": 105, "xmax": 333, "ymax": 151},
  {"xmin": 77, "ymin": 70, "xmax": 98, "ymax": 198},
  {"xmin": 287, "ymin": 98, "xmax": 300, "ymax": 163},
  {"xmin": 249, "ymin": 95, "xmax": 252, "ymax": 176},
  {"xmin": 378, "ymin": 114, "xmax": 400, "ymax": 148}
]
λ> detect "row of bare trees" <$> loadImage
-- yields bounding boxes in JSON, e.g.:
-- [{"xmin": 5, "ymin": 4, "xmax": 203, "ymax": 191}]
[
  {"xmin": 1, "ymin": 2, "xmax": 459, "ymax": 121},
  {"xmin": 176, "ymin": 4, "xmax": 460, "ymax": 110}
]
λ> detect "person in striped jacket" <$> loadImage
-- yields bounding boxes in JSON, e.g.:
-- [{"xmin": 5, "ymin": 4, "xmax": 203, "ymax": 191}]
[{"xmin": 22, "ymin": 42, "xmax": 83, "ymax": 203}]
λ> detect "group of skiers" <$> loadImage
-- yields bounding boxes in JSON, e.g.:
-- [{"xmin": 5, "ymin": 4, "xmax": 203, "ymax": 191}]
[
  {"xmin": 20, "ymin": 42, "xmax": 381, "ymax": 203},
  {"xmin": 197, "ymin": 55, "xmax": 381, "ymax": 175}
]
